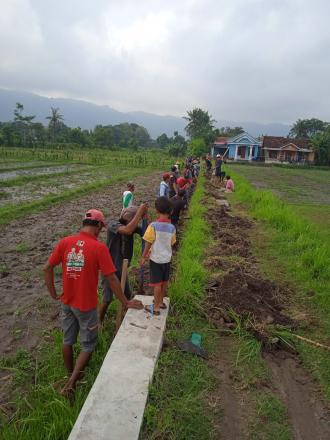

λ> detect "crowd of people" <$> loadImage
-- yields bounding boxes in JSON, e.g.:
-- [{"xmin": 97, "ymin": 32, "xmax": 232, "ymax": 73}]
[
  {"xmin": 43, "ymin": 157, "xmax": 200, "ymax": 397},
  {"xmin": 205, "ymin": 153, "xmax": 235, "ymax": 192}
]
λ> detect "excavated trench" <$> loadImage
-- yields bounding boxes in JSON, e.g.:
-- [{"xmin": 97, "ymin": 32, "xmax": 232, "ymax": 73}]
[{"xmin": 204, "ymin": 180, "xmax": 330, "ymax": 440}]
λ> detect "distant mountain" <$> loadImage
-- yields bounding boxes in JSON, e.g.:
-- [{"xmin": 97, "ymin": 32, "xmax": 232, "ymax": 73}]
[{"xmin": 0, "ymin": 88, "xmax": 290, "ymax": 138}]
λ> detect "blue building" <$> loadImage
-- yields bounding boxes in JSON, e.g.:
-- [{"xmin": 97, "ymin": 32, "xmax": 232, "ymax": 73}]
[{"xmin": 211, "ymin": 132, "xmax": 262, "ymax": 161}]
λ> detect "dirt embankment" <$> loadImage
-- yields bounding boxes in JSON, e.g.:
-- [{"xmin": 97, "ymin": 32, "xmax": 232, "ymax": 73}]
[
  {"xmin": 204, "ymin": 181, "xmax": 330, "ymax": 440},
  {"xmin": 0, "ymin": 172, "xmax": 161, "ymax": 358}
]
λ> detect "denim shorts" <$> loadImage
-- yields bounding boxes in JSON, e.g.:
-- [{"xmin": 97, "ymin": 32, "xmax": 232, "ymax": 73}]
[{"xmin": 61, "ymin": 304, "xmax": 98, "ymax": 352}]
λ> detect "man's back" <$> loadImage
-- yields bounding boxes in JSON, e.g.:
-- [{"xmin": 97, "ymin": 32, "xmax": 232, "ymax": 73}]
[{"xmin": 49, "ymin": 231, "xmax": 115, "ymax": 311}]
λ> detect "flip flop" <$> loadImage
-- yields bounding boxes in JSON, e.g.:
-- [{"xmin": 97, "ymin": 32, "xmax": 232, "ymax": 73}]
[
  {"xmin": 144, "ymin": 304, "xmax": 160, "ymax": 316},
  {"xmin": 153, "ymin": 300, "xmax": 167, "ymax": 309}
]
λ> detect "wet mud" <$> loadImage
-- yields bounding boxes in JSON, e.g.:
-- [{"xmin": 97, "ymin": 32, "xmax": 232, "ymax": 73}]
[{"xmin": 0, "ymin": 171, "xmax": 161, "ymax": 359}]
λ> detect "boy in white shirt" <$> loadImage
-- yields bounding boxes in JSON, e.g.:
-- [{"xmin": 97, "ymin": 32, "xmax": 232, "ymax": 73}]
[{"xmin": 141, "ymin": 197, "xmax": 176, "ymax": 315}]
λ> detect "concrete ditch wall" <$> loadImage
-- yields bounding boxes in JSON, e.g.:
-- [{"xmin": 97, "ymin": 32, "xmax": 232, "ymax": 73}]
[{"xmin": 68, "ymin": 295, "xmax": 169, "ymax": 440}]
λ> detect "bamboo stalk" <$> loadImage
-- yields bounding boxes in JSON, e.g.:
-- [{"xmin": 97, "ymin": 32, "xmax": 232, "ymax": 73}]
[
  {"xmin": 291, "ymin": 333, "xmax": 330, "ymax": 351},
  {"xmin": 115, "ymin": 259, "xmax": 129, "ymax": 333}
]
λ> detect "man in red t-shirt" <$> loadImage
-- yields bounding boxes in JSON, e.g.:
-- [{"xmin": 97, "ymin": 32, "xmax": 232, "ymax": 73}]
[{"xmin": 44, "ymin": 209, "xmax": 143, "ymax": 396}]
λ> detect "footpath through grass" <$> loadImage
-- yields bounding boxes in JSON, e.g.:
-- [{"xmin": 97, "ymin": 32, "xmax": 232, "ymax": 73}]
[{"xmin": 229, "ymin": 168, "xmax": 330, "ymax": 399}]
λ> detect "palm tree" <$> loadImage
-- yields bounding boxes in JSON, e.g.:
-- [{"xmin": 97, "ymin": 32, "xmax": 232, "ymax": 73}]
[{"xmin": 46, "ymin": 107, "xmax": 64, "ymax": 142}]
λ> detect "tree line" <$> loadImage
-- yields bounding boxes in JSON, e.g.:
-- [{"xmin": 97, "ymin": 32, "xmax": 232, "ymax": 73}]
[
  {"xmin": 0, "ymin": 103, "xmax": 241, "ymax": 156},
  {"xmin": 1, "ymin": 103, "xmax": 328, "ymax": 165},
  {"xmin": 0, "ymin": 103, "xmax": 155, "ymax": 150}
]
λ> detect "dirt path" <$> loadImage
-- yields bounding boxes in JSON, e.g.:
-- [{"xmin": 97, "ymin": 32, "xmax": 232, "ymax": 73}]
[
  {"xmin": 208, "ymin": 337, "xmax": 251, "ymax": 440},
  {"xmin": 265, "ymin": 352, "xmax": 330, "ymax": 440},
  {"xmin": 204, "ymin": 180, "xmax": 330, "ymax": 439},
  {"xmin": 0, "ymin": 171, "xmax": 161, "ymax": 358}
]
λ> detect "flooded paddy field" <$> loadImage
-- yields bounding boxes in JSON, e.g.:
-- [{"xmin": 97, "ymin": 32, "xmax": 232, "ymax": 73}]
[
  {"xmin": 0, "ymin": 164, "xmax": 125, "ymax": 206},
  {"xmin": 0, "ymin": 164, "xmax": 88, "ymax": 181}
]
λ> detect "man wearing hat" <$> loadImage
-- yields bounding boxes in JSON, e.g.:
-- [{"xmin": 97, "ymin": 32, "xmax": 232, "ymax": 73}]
[
  {"xmin": 99, "ymin": 203, "xmax": 148, "ymax": 323},
  {"xmin": 44, "ymin": 209, "xmax": 143, "ymax": 396}
]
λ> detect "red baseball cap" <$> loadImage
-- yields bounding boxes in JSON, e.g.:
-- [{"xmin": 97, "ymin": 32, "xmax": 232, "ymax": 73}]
[{"xmin": 84, "ymin": 209, "xmax": 106, "ymax": 226}]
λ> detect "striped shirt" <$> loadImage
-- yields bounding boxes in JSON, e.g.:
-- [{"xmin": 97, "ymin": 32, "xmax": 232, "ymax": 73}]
[{"xmin": 143, "ymin": 218, "xmax": 176, "ymax": 264}]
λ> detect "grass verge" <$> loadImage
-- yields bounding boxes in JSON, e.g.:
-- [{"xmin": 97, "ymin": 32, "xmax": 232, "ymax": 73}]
[
  {"xmin": 228, "ymin": 168, "xmax": 330, "ymax": 400},
  {"xmin": 0, "ymin": 302, "xmax": 117, "ymax": 439},
  {"xmin": 141, "ymin": 176, "xmax": 218, "ymax": 440}
]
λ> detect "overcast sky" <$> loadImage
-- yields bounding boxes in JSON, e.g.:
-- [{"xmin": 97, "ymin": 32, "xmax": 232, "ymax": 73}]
[{"xmin": 0, "ymin": 0, "xmax": 329, "ymax": 123}]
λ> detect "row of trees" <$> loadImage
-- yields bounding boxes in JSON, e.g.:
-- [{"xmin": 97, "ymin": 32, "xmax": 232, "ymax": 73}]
[
  {"xmin": 0, "ymin": 103, "xmax": 153, "ymax": 150},
  {"xmin": 2, "ymin": 103, "xmax": 329, "ymax": 164}
]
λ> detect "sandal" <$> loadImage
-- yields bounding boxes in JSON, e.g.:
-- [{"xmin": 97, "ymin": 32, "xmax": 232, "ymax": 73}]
[
  {"xmin": 144, "ymin": 304, "xmax": 160, "ymax": 316},
  {"xmin": 153, "ymin": 300, "xmax": 167, "ymax": 309}
]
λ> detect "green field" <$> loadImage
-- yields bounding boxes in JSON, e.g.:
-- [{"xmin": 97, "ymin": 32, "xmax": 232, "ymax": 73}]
[
  {"xmin": 230, "ymin": 164, "xmax": 330, "ymax": 235},
  {"xmin": 0, "ymin": 147, "xmax": 173, "ymax": 224}
]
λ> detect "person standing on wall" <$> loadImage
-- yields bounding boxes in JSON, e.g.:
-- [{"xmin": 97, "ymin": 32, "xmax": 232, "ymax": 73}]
[{"xmin": 44, "ymin": 209, "xmax": 143, "ymax": 397}]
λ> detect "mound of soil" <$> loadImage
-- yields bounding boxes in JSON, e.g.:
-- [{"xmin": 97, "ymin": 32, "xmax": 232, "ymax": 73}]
[
  {"xmin": 204, "ymin": 185, "xmax": 293, "ymax": 331},
  {"xmin": 207, "ymin": 268, "xmax": 292, "ymax": 327}
]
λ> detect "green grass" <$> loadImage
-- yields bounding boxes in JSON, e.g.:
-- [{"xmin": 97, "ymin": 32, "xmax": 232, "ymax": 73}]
[
  {"xmin": 230, "ymin": 163, "xmax": 330, "ymax": 205},
  {"xmin": 15, "ymin": 243, "xmax": 31, "ymax": 253},
  {"xmin": 250, "ymin": 393, "xmax": 291, "ymax": 440},
  {"xmin": 0, "ymin": 147, "xmax": 173, "ymax": 167},
  {"xmin": 1, "ymin": 303, "xmax": 118, "ymax": 439},
  {"xmin": 229, "ymin": 168, "xmax": 330, "ymax": 400},
  {"xmin": 141, "ymin": 176, "xmax": 218, "ymax": 440}
]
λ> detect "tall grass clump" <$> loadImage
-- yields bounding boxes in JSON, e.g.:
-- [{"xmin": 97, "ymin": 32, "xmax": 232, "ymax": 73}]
[
  {"xmin": 141, "ymin": 175, "xmax": 217, "ymax": 440},
  {"xmin": 229, "ymin": 169, "xmax": 330, "ymax": 398}
]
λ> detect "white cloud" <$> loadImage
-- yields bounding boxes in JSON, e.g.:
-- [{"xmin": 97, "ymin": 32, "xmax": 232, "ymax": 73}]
[{"xmin": 0, "ymin": 0, "xmax": 329, "ymax": 123}]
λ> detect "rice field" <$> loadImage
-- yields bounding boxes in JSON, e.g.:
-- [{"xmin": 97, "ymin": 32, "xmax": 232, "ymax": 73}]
[
  {"xmin": 0, "ymin": 147, "xmax": 172, "ymax": 222},
  {"xmin": 229, "ymin": 164, "xmax": 330, "ymax": 235}
]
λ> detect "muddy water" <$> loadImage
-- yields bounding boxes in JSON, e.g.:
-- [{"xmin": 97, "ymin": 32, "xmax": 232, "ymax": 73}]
[
  {"xmin": 0, "ymin": 164, "xmax": 83, "ymax": 181},
  {"xmin": 0, "ymin": 167, "xmax": 108, "ymax": 206}
]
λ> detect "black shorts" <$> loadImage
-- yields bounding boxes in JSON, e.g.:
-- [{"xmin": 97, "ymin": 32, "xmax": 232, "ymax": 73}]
[
  {"xmin": 215, "ymin": 167, "xmax": 221, "ymax": 177},
  {"xmin": 149, "ymin": 260, "xmax": 170, "ymax": 286}
]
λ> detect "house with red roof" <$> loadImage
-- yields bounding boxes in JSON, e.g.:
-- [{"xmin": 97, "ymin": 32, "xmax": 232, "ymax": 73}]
[{"xmin": 262, "ymin": 136, "xmax": 315, "ymax": 164}]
